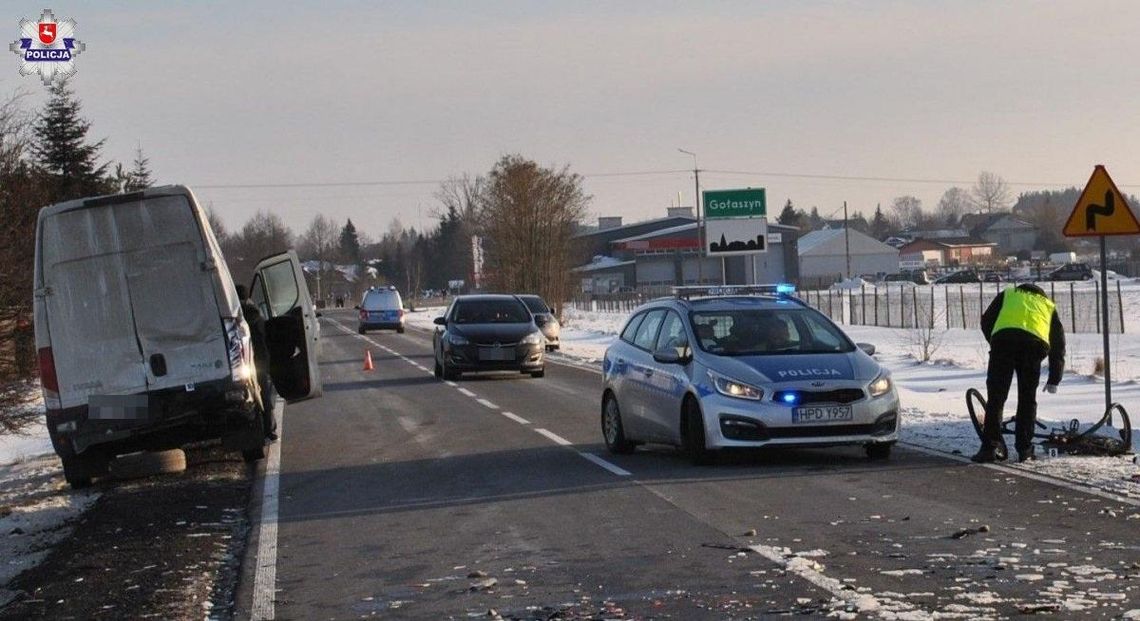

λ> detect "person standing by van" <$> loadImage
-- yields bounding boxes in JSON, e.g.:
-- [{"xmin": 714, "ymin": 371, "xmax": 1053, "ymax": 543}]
[
  {"xmin": 236, "ymin": 285, "xmax": 277, "ymax": 441},
  {"xmin": 973, "ymin": 284, "xmax": 1065, "ymax": 463}
]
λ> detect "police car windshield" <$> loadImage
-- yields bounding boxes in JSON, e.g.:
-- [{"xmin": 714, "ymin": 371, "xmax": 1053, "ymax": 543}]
[{"xmin": 689, "ymin": 308, "xmax": 854, "ymax": 356}]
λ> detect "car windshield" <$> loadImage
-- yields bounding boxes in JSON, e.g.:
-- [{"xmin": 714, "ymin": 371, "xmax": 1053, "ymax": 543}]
[
  {"xmin": 520, "ymin": 296, "xmax": 550, "ymax": 314},
  {"xmin": 452, "ymin": 299, "xmax": 531, "ymax": 324},
  {"xmin": 690, "ymin": 308, "xmax": 854, "ymax": 356}
]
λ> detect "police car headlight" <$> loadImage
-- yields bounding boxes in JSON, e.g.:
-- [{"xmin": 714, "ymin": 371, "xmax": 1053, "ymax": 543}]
[
  {"xmin": 868, "ymin": 373, "xmax": 892, "ymax": 398},
  {"xmin": 448, "ymin": 333, "xmax": 469, "ymax": 346},
  {"xmin": 708, "ymin": 370, "xmax": 764, "ymax": 401},
  {"xmin": 523, "ymin": 331, "xmax": 543, "ymax": 345}
]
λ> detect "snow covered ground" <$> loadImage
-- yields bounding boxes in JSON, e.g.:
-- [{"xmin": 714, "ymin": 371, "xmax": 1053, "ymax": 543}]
[
  {"xmin": 406, "ymin": 301, "xmax": 1140, "ymax": 503},
  {"xmin": 0, "ymin": 392, "xmax": 100, "ymax": 606}
]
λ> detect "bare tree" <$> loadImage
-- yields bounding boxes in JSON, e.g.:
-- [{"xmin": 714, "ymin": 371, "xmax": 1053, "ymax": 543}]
[
  {"xmin": 299, "ymin": 214, "xmax": 338, "ymax": 300},
  {"xmin": 228, "ymin": 211, "xmax": 294, "ymax": 284},
  {"xmin": 477, "ymin": 155, "xmax": 589, "ymax": 315},
  {"xmin": 970, "ymin": 171, "xmax": 1012, "ymax": 213},
  {"xmin": 890, "ymin": 195, "xmax": 924, "ymax": 231},
  {"xmin": 936, "ymin": 187, "xmax": 970, "ymax": 226}
]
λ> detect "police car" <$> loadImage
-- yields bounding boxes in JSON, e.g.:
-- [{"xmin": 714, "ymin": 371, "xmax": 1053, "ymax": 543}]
[{"xmin": 600, "ymin": 285, "xmax": 900, "ymax": 464}]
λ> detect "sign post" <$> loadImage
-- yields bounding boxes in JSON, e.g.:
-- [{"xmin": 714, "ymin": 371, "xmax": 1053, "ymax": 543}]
[
  {"xmin": 702, "ymin": 188, "xmax": 768, "ymax": 285},
  {"xmin": 1062, "ymin": 165, "xmax": 1140, "ymax": 421}
]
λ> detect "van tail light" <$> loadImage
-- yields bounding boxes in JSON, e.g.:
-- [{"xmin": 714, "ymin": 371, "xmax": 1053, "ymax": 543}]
[
  {"xmin": 223, "ymin": 318, "xmax": 252, "ymax": 381},
  {"xmin": 398, "ymin": 309, "xmax": 405, "ymax": 318},
  {"xmin": 360, "ymin": 309, "xmax": 368, "ymax": 320},
  {"xmin": 38, "ymin": 347, "xmax": 61, "ymax": 409}
]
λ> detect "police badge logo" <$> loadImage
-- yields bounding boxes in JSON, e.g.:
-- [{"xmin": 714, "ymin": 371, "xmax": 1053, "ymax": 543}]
[{"xmin": 9, "ymin": 9, "xmax": 86, "ymax": 84}]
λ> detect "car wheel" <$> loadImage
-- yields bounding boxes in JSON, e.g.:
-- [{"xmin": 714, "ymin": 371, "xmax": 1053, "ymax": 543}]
[
  {"xmin": 434, "ymin": 359, "xmax": 443, "ymax": 378},
  {"xmin": 866, "ymin": 442, "xmax": 893, "ymax": 461},
  {"xmin": 682, "ymin": 398, "xmax": 715, "ymax": 466},
  {"xmin": 442, "ymin": 359, "xmax": 459, "ymax": 381},
  {"xmin": 358, "ymin": 326, "xmax": 366, "ymax": 334},
  {"xmin": 397, "ymin": 325, "xmax": 405, "ymax": 334},
  {"xmin": 530, "ymin": 367, "xmax": 545, "ymax": 378},
  {"xmin": 601, "ymin": 394, "xmax": 635, "ymax": 454}
]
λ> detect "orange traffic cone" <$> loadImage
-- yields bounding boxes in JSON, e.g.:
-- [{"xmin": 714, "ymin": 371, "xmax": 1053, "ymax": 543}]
[{"xmin": 363, "ymin": 350, "xmax": 374, "ymax": 371}]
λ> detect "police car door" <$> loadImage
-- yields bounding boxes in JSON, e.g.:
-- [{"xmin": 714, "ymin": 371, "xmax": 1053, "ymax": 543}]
[
  {"xmin": 643, "ymin": 310, "xmax": 691, "ymax": 442},
  {"xmin": 250, "ymin": 250, "xmax": 323, "ymax": 401}
]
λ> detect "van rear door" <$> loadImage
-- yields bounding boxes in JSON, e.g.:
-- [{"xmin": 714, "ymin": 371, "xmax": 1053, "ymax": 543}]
[
  {"xmin": 38, "ymin": 192, "xmax": 230, "ymax": 407},
  {"xmin": 250, "ymin": 251, "xmax": 323, "ymax": 402}
]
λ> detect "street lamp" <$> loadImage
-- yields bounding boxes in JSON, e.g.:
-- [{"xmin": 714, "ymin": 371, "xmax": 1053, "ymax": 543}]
[{"xmin": 678, "ymin": 149, "xmax": 703, "ymax": 283}]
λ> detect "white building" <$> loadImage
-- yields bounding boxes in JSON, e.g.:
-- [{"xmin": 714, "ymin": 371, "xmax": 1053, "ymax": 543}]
[{"xmin": 797, "ymin": 228, "xmax": 900, "ymax": 285}]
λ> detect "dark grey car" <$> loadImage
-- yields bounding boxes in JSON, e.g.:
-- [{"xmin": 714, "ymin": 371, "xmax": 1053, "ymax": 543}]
[{"xmin": 432, "ymin": 295, "xmax": 546, "ymax": 380}]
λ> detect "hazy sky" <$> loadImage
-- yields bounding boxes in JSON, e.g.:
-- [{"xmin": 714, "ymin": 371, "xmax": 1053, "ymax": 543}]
[{"xmin": 8, "ymin": 1, "xmax": 1140, "ymax": 240}]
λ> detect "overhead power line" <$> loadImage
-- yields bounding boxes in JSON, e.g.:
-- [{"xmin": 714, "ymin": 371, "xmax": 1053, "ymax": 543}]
[{"xmin": 192, "ymin": 168, "xmax": 1139, "ymax": 190}]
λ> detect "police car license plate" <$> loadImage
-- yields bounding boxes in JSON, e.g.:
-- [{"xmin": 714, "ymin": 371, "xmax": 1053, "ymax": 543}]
[
  {"xmin": 478, "ymin": 347, "xmax": 514, "ymax": 361},
  {"xmin": 792, "ymin": 405, "xmax": 852, "ymax": 423}
]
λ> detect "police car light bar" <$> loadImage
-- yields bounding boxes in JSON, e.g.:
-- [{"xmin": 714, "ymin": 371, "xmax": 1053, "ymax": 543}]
[{"xmin": 671, "ymin": 284, "xmax": 796, "ymax": 299}]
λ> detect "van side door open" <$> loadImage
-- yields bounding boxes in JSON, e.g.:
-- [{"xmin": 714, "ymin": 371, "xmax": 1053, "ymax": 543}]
[{"xmin": 250, "ymin": 251, "xmax": 322, "ymax": 402}]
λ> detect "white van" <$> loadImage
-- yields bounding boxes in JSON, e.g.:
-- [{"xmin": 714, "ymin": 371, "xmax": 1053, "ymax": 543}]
[{"xmin": 33, "ymin": 185, "xmax": 322, "ymax": 488}]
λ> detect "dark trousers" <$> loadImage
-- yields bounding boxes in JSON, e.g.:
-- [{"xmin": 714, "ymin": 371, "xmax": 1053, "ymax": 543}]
[{"xmin": 983, "ymin": 331, "xmax": 1046, "ymax": 454}]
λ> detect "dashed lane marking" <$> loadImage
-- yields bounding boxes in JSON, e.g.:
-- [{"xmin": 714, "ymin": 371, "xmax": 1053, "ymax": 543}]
[{"xmin": 331, "ymin": 317, "xmax": 631, "ymax": 479}]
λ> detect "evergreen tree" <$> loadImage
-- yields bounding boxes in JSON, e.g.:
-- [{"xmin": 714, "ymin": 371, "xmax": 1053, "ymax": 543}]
[
  {"xmin": 870, "ymin": 204, "xmax": 891, "ymax": 240},
  {"xmin": 776, "ymin": 199, "xmax": 806, "ymax": 230},
  {"xmin": 339, "ymin": 218, "xmax": 361, "ymax": 266},
  {"xmin": 125, "ymin": 144, "xmax": 153, "ymax": 191},
  {"xmin": 31, "ymin": 78, "xmax": 111, "ymax": 200},
  {"xmin": 808, "ymin": 206, "xmax": 824, "ymax": 230}
]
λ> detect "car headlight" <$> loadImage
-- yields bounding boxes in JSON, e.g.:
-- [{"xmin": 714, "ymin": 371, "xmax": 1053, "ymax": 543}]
[
  {"xmin": 448, "ymin": 333, "xmax": 469, "ymax": 346},
  {"xmin": 868, "ymin": 373, "xmax": 892, "ymax": 398},
  {"xmin": 708, "ymin": 370, "xmax": 764, "ymax": 401},
  {"xmin": 523, "ymin": 331, "xmax": 543, "ymax": 345}
]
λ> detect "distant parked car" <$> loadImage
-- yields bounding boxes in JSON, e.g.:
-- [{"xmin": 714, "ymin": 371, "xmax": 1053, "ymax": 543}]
[
  {"xmin": 883, "ymin": 269, "xmax": 930, "ymax": 285},
  {"xmin": 933, "ymin": 270, "xmax": 981, "ymax": 284},
  {"xmin": 518, "ymin": 294, "xmax": 560, "ymax": 351},
  {"xmin": 1046, "ymin": 263, "xmax": 1094, "ymax": 281},
  {"xmin": 978, "ymin": 271, "xmax": 1004, "ymax": 283}
]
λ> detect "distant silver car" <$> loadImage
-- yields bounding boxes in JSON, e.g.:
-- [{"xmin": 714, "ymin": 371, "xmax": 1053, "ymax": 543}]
[
  {"xmin": 518, "ymin": 294, "xmax": 560, "ymax": 351},
  {"xmin": 600, "ymin": 286, "xmax": 900, "ymax": 464}
]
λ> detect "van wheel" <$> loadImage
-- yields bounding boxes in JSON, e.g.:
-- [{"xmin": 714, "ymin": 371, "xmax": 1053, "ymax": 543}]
[
  {"xmin": 682, "ymin": 398, "xmax": 716, "ymax": 466},
  {"xmin": 111, "ymin": 449, "xmax": 187, "ymax": 480},
  {"xmin": 61, "ymin": 452, "xmax": 108, "ymax": 489}
]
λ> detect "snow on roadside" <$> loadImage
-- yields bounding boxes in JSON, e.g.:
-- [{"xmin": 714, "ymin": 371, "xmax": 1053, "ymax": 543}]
[{"xmin": 0, "ymin": 389, "xmax": 100, "ymax": 603}]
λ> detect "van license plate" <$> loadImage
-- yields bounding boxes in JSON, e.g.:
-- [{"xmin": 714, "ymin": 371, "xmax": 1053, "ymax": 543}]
[{"xmin": 792, "ymin": 405, "xmax": 852, "ymax": 423}]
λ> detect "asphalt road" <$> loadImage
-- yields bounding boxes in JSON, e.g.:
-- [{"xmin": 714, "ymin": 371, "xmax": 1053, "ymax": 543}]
[{"xmin": 244, "ymin": 310, "xmax": 1140, "ymax": 620}]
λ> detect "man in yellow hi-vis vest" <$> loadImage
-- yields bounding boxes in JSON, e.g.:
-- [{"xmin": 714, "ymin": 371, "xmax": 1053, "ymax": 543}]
[{"xmin": 973, "ymin": 284, "xmax": 1065, "ymax": 463}]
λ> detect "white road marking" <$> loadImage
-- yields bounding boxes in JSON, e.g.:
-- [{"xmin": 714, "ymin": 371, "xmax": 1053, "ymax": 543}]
[
  {"xmin": 445, "ymin": 381, "xmax": 457, "ymax": 387},
  {"xmin": 580, "ymin": 453, "xmax": 632, "ymax": 476},
  {"xmin": 476, "ymin": 398, "xmax": 498, "ymax": 410},
  {"xmin": 748, "ymin": 544, "xmax": 882, "ymax": 614},
  {"xmin": 251, "ymin": 400, "xmax": 284, "ymax": 621},
  {"xmin": 534, "ymin": 428, "xmax": 572, "ymax": 446},
  {"xmin": 457, "ymin": 388, "xmax": 477, "ymax": 398},
  {"xmin": 500, "ymin": 411, "xmax": 530, "ymax": 425}
]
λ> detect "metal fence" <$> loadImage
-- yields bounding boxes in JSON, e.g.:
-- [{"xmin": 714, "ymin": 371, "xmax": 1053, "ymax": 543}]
[{"xmin": 797, "ymin": 282, "xmax": 1125, "ymax": 334}]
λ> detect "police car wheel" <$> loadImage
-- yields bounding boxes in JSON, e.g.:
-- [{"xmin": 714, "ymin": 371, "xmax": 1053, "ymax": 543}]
[
  {"xmin": 602, "ymin": 394, "xmax": 634, "ymax": 454},
  {"xmin": 682, "ymin": 398, "xmax": 715, "ymax": 466},
  {"xmin": 397, "ymin": 325, "xmax": 405, "ymax": 334}
]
